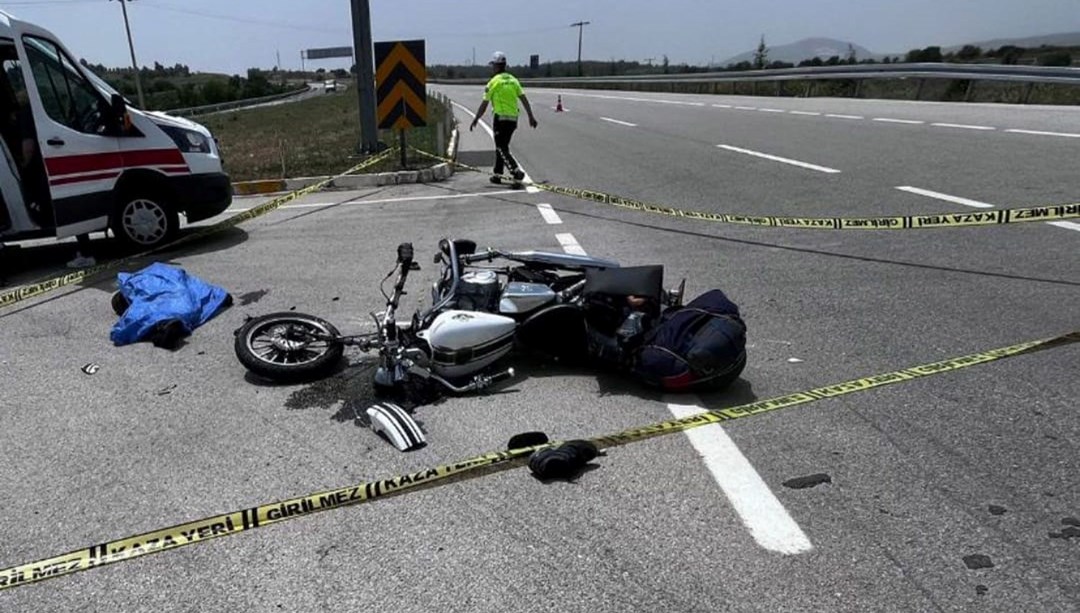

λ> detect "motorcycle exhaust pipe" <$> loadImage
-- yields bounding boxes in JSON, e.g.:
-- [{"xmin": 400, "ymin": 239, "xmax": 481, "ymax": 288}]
[{"xmin": 428, "ymin": 367, "xmax": 516, "ymax": 393}]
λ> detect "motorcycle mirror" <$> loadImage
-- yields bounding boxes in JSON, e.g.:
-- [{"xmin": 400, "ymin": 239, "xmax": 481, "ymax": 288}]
[
  {"xmin": 433, "ymin": 253, "xmax": 442, "ymax": 264},
  {"xmin": 397, "ymin": 242, "xmax": 414, "ymax": 263}
]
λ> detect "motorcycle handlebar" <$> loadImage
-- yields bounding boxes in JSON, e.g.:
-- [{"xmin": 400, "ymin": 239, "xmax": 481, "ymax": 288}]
[{"xmin": 461, "ymin": 249, "xmax": 499, "ymax": 265}]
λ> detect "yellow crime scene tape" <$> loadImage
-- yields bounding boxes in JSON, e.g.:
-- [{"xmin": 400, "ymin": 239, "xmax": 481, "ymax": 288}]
[
  {"xmin": 0, "ymin": 149, "xmax": 396, "ymax": 311},
  {"xmin": 410, "ymin": 148, "xmax": 1080, "ymax": 230},
  {"xmin": 1, "ymin": 329, "xmax": 1075, "ymax": 591}
]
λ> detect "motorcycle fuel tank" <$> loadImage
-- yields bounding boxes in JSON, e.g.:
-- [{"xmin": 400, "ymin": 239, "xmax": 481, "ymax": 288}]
[
  {"xmin": 499, "ymin": 282, "xmax": 557, "ymax": 316},
  {"xmin": 419, "ymin": 310, "xmax": 516, "ymax": 378}
]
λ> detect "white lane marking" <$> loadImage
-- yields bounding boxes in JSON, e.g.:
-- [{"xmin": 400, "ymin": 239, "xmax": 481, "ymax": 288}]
[
  {"xmin": 667, "ymin": 400, "xmax": 814, "ymax": 555},
  {"xmin": 225, "ymin": 190, "xmax": 521, "ymax": 213},
  {"xmin": 556, "ymin": 92, "xmax": 704, "ymax": 106},
  {"xmin": 734, "ymin": 105, "xmax": 758, "ymax": 111},
  {"xmin": 558, "ymin": 236, "xmax": 807, "ymax": 553},
  {"xmin": 1005, "ymin": 128, "xmax": 1080, "ymax": 138},
  {"xmin": 824, "ymin": 113, "xmax": 863, "ymax": 120},
  {"xmin": 555, "ymin": 233, "xmax": 587, "ymax": 255},
  {"xmin": 788, "ymin": 110, "xmax": 821, "ymax": 116},
  {"xmin": 895, "ymin": 186, "xmax": 994, "ymax": 208},
  {"xmin": 1046, "ymin": 221, "xmax": 1080, "ymax": 232},
  {"xmin": 757, "ymin": 108, "xmax": 785, "ymax": 113},
  {"xmin": 897, "ymin": 186, "xmax": 1077, "ymax": 233},
  {"xmin": 452, "ymin": 100, "xmax": 494, "ymax": 138},
  {"xmin": 718, "ymin": 144, "xmax": 841, "ymax": 174},
  {"xmin": 600, "ymin": 116, "xmax": 638, "ymax": 127},
  {"xmin": 453, "ymin": 100, "xmax": 539, "ymax": 193},
  {"xmin": 536, "ymin": 203, "xmax": 563, "ymax": 225},
  {"xmin": 930, "ymin": 122, "xmax": 996, "ymax": 131},
  {"xmin": 712, "ymin": 103, "xmax": 732, "ymax": 108},
  {"xmin": 872, "ymin": 117, "xmax": 924, "ymax": 125}
]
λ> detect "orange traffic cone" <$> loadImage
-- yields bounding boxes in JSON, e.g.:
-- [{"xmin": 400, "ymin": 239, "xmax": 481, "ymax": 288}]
[{"xmin": 555, "ymin": 95, "xmax": 564, "ymax": 112}]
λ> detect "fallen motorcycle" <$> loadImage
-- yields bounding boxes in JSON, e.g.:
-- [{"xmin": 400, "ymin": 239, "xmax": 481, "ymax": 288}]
[{"xmin": 234, "ymin": 239, "xmax": 747, "ymax": 447}]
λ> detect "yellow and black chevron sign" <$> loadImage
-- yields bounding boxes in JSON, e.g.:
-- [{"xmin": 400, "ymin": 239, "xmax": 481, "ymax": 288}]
[{"xmin": 375, "ymin": 39, "xmax": 427, "ymax": 130}]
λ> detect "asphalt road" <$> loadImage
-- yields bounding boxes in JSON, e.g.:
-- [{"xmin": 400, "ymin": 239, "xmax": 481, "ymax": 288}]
[{"xmin": 0, "ymin": 86, "xmax": 1078, "ymax": 612}]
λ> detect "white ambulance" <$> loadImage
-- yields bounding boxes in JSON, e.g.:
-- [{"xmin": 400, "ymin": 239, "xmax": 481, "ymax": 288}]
[{"xmin": 0, "ymin": 10, "xmax": 231, "ymax": 250}]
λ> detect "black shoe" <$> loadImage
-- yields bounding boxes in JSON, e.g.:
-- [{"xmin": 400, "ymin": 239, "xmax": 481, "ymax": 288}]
[
  {"xmin": 512, "ymin": 168, "xmax": 525, "ymax": 182},
  {"xmin": 490, "ymin": 175, "xmax": 502, "ymax": 185}
]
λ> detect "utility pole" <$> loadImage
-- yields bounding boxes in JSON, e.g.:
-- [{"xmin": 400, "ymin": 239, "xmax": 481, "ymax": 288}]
[
  {"xmin": 570, "ymin": 21, "xmax": 590, "ymax": 76},
  {"xmin": 111, "ymin": 0, "xmax": 145, "ymax": 108},
  {"xmin": 350, "ymin": 0, "xmax": 380, "ymax": 153}
]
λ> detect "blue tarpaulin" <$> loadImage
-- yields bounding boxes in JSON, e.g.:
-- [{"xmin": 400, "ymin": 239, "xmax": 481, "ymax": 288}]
[{"xmin": 111, "ymin": 263, "xmax": 231, "ymax": 346}]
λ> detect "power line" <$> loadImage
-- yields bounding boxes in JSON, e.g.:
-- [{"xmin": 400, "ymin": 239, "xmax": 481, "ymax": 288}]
[
  {"xmin": 2, "ymin": 0, "xmax": 100, "ymax": 5},
  {"xmin": 139, "ymin": 1, "xmax": 347, "ymax": 34}
]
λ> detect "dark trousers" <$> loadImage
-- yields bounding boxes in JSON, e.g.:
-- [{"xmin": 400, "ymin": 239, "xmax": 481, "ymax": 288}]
[{"xmin": 492, "ymin": 118, "xmax": 519, "ymax": 175}]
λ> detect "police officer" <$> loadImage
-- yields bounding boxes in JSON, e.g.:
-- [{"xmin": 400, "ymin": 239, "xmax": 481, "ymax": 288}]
[{"xmin": 469, "ymin": 51, "xmax": 538, "ymax": 187}]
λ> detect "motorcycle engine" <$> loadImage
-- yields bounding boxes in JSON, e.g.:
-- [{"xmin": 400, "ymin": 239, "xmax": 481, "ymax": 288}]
[{"xmin": 457, "ymin": 270, "xmax": 501, "ymax": 312}]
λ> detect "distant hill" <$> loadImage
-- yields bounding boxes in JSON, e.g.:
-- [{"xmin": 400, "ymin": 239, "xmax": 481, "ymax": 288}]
[
  {"xmin": 721, "ymin": 37, "xmax": 877, "ymax": 66},
  {"xmin": 945, "ymin": 31, "xmax": 1080, "ymax": 52}
]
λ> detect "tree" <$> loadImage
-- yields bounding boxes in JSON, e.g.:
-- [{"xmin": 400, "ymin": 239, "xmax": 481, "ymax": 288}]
[
  {"xmin": 905, "ymin": 46, "xmax": 942, "ymax": 63},
  {"xmin": 201, "ymin": 79, "xmax": 229, "ymax": 104},
  {"xmin": 846, "ymin": 43, "xmax": 857, "ymax": 64},
  {"xmin": 883, "ymin": 56, "xmax": 891, "ymax": 64},
  {"xmin": 1039, "ymin": 50, "xmax": 1072, "ymax": 66},
  {"xmin": 956, "ymin": 45, "xmax": 982, "ymax": 61},
  {"xmin": 662, "ymin": 54, "xmax": 670, "ymax": 74},
  {"xmin": 753, "ymin": 35, "xmax": 768, "ymax": 70}
]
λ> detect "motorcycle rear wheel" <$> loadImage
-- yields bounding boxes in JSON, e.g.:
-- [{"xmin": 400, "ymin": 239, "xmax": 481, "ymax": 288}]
[{"xmin": 235, "ymin": 312, "xmax": 344, "ymax": 382}]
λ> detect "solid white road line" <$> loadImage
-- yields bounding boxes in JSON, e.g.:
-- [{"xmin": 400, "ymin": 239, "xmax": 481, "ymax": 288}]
[
  {"xmin": 600, "ymin": 116, "xmax": 638, "ymax": 127},
  {"xmin": 452, "ymin": 100, "xmax": 494, "ymax": 138},
  {"xmin": 788, "ymin": 110, "xmax": 821, "ymax": 116},
  {"xmin": 718, "ymin": 144, "xmax": 842, "ymax": 174},
  {"xmin": 559, "ymin": 239, "xmax": 807, "ymax": 553},
  {"xmin": 872, "ymin": 117, "xmax": 924, "ymax": 125},
  {"xmin": 1046, "ymin": 221, "xmax": 1080, "ymax": 232},
  {"xmin": 666, "ymin": 400, "xmax": 814, "ymax": 555},
  {"xmin": 226, "ymin": 190, "xmax": 521, "ymax": 213},
  {"xmin": 536, "ymin": 203, "xmax": 563, "ymax": 225},
  {"xmin": 824, "ymin": 113, "xmax": 864, "ymax": 120},
  {"xmin": 452, "ymin": 100, "xmax": 539, "ymax": 192},
  {"xmin": 1005, "ymin": 128, "xmax": 1080, "ymax": 138},
  {"xmin": 898, "ymin": 186, "xmax": 1078, "ymax": 233},
  {"xmin": 555, "ymin": 233, "xmax": 587, "ymax": 255},
  {"xmin": 894, "ymin": 186, "xmax": 995, "ymax": 208},
  {"xmin": 930, "ymin": 122, "xmax": 996, "ymax": 131}
]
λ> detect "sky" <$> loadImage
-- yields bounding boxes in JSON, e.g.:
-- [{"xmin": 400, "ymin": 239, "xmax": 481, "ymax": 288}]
[{"xmin": 1, "ymin": 0, "xmax": 1078, "ymax": 75}]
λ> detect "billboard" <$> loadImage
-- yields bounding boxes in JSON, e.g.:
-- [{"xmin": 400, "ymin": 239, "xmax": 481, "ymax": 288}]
[{"xmin": 304, "ymin": 46, "xmax": 353, "ymax": 60}]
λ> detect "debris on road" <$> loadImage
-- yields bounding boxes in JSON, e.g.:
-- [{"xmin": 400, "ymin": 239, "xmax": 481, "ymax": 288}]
[
  {"xmin": 962, "ymin": 554, "xmax": 994, "ymax": 570},
  {"xmin": 782, "ymin": 473, "xmax": 832, "ymax": 489},
  {"xmin": 528, "ymin": 440, "xmax": 599, "ymax": 481},
  {"xmin": 81, "ymin": 363, "xmax": 100, "ymax": 375}
]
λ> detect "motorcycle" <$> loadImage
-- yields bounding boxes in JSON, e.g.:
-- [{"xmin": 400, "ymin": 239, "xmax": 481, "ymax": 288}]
[{"xmin": 233, "ymin": 238, "xmax": 688, "ymax": 395}]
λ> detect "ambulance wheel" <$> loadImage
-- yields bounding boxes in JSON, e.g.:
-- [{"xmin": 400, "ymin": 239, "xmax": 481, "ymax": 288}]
[{"xmin": 112, "ymin": 190, "xmax": 179, "ymax": 249}]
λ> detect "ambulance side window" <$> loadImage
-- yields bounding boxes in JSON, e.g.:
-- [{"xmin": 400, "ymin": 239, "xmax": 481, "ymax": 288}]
[{"xmin": 22, "ymin": 36, "xmax": 103, "ymax": 135}]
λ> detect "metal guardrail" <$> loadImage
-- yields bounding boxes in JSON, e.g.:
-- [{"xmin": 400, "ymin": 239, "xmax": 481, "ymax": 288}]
[
  {"xmin": 432, "ymin": 63, "xmax": 1080, "ymax": 102},
  {"xmin": 166, "ymin": 85, "xmax": 312, "ymax": 118}
]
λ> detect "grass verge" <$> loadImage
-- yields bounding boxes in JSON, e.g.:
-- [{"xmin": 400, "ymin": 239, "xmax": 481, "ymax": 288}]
[{"xmin": 202, "ymin": 90, "xmax": 454, "ymax": 182}]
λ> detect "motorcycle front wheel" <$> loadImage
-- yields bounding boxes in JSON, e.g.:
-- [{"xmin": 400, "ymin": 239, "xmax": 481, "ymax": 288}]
[{"xmin": 234, "ymin": 312, "xmax": 344, "ymax": 382}]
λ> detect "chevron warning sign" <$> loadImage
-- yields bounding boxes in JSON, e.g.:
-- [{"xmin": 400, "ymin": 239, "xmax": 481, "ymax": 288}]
[{"xmin": 375, "ymin": 39, "xmax": 427, "ymax": 130}]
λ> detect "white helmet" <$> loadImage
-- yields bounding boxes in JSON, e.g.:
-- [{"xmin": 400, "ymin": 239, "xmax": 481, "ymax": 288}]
[{"xmin": 490, "ymin": 51, "xmax": 507, "ymax": 65}]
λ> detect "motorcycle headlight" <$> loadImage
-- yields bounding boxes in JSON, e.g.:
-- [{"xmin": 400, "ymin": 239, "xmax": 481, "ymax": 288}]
[{"xmin": 160, "ymin": 125, "xmax": 212, "ymax": 154}]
